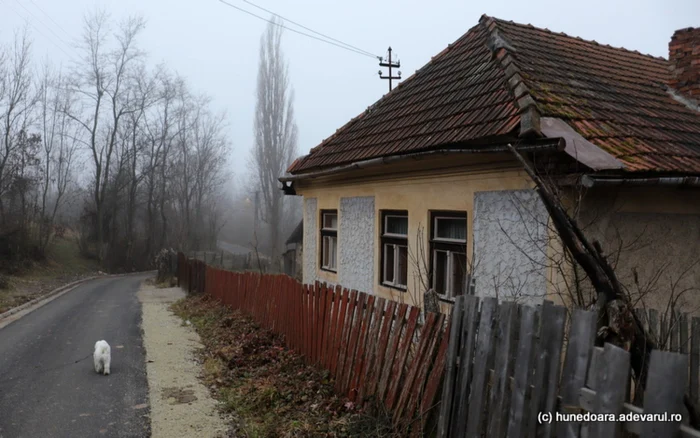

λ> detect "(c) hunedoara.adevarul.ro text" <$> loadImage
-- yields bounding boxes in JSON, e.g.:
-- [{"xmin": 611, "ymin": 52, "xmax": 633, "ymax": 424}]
[{"xmin": 537, "ymin": 411, "xmax": 683, "ymax": 424}]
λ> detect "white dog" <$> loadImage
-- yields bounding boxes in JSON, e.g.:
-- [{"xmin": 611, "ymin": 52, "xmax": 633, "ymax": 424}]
[{"xmin": 93, "ymin": 340, "xmax": 111, "ymax": 376}]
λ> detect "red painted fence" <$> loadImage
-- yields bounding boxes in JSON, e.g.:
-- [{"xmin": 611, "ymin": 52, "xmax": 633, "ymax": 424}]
[{"xmin": 177, "ymin": 253, "xmax": 449, "ymax": 433}]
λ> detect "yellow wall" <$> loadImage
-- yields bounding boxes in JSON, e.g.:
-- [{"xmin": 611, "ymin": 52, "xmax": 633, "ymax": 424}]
[
  {"xmin": 295, "ymin": 154, "xmax": 535, "ymax": 307},
  {"xmin": 543, "ymin": 185, "xmax": 700, "ymax": 315},
  {"xmin": 293, "ymin": 152, "xmax": 700, "ymax": 316}
]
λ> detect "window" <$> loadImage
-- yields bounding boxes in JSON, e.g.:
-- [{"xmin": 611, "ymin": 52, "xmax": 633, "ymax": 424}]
[
  {"xmin": 430, "ymin": 212, "xmax": 467, "ymax": 299},
  {"xmin": 381, "ymin": 211, "xmax": 408, "ymax": 289},
  {"xmin": 320, "ymin": 210, "xmax": 338, "ymax": 272}
]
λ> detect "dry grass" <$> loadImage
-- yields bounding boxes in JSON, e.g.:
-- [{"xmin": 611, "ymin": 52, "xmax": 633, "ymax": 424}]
[
  {"xmin": 0, "ymin": 236, "xmax": 101, "ymax": 314},
  {"xmin": 171, "ymin": 294, "xmax": 402, "ymax": 437}
]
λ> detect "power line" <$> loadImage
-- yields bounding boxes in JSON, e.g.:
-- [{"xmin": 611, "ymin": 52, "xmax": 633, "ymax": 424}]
[
  {"xmin": 27, "ymin": 0, "xmax": 76, "ymax": 42},
  {"xmin": 218, "ymin": 0, "xmax": 380, "ymax": 60},
  {"xmin": 0, "ymin": 0, "xmax": 79, "ymax": 63},
  {"xmin": 239, "ymin": 0, "xmax": 379, "ymax": 59},
  {"xmin": 12, "ymin": 0, "xmax": 74, "ymax": 51}
]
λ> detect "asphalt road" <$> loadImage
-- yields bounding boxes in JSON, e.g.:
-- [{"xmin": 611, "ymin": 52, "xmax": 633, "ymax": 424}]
[{"xmin": 0, "ymin": 274, "xmax": 151, "ymax": 438}]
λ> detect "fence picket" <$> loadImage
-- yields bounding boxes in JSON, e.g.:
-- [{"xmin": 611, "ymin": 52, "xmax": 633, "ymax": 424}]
[
  {"xmin": 405, "ymin": 312, "xmax": 446, "ymax": 430},
  {"xmin": 395, "ymin": 312, "xmax": 439, "ymax": 422},
  {"xmin": 466, "ymin": 297, "xmax": 498, "ymax": 438},
  {"xmin": 557, "ymin": 309, "xmax": 597, "ymax": 438},
  {"xmin": 358, "ymin": 297, "xmax": 386, "ymax": 404},
  {"xmin": 377, "ymin": 304, "xmax": 408, "ymax": 402},
  {"xmin": 507, "ymin": 304, "xmax": 537, "ymax": 438},
  {"xmin": 649, "ymin": 309, "xmax": 659, "ymax": 346},
  {"xmin": 437, "ymin": 296, "xmax": 464, "ymax": 438},
  {"xmin": 349, "ymin": 295, "xmax": 375, "ymax": 401},
  {"xmin": 335, "ymin": 290, "xmax": 358, "ymax": 393},
  {"xmin": 691, "ymin": 317, "xmax": 700, "ymax": 405},
  {"xmin": 341, "ymin": 292, "xmax": 366, "ymax": 394},
  {"xmin": 386, "ymin": 306, "xmax": 421, "ymax": 410},
  {"xmin": 590, "ymin": 343, "xmax": 630, "ymax": 438},
  {"xmin": 453, "ymin": 294, "xmax": 481, "ymax": 437},
  {"xmin": 367, "ymin": 300, "xmax": 396, "ymax": 399},
  {"xmin": 421, "ymin": 318, "xmax": 451, "ymax": 436},
  {"xmin": 488, "ymin": 301, "xmax": 519, "ymax": 438},
  {"xmin": 641, "ymin": 351, "xmax": 688, "ymax": 438}
]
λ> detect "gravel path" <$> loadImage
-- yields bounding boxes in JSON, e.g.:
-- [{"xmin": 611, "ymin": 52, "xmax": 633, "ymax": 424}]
[{"xmin": 138, "ymin": 283, "xmax": 227, "ymax": 438}]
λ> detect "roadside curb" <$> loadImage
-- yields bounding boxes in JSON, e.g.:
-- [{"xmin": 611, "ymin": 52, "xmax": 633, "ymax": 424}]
[{"xmin": 0, "ymin": 270, "xmax": 158, "ymax": 323}]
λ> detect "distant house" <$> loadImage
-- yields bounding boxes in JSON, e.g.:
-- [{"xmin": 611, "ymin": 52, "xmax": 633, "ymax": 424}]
[
  {"xmin": 283, "ymin": 220, "xmax": 303, "ymax": 280},
  {"xmin": 280, "ymin": 15, "xmax": 700, "ymax": 311}
]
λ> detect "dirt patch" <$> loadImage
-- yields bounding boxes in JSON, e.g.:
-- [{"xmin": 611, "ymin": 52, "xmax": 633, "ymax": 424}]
[
  {"xmin": 171, "ymin": 294, "xmax": 400, "ymax": 437},
  {"xmin": 162, "ymin": 386, "xmax": 198, "ymax": 404},
  {"xmin": 139, "ymin": 283, "xmax": 227, "ymax": 438}
]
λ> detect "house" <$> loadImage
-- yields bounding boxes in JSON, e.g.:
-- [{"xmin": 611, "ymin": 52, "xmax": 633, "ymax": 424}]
[
  {"xmin": 280, "ymin": 15, "xmax": 700, "ymax": 311},
  {"xmin": 283, "ymin": 220, "xmax": 303, "ymax": 280}
]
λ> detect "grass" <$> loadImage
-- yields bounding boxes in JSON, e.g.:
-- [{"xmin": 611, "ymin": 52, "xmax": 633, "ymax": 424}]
[
  {"xmin": 171, "ymin": 294, "xmax": 402, "ymax": 437},
  {"xmin": 0, "ymin": 236, "xmax": 102, "ymax": 314}
]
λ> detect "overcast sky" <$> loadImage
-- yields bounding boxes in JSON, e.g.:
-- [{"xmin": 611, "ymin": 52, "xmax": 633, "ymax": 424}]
[{"xmin": 1, "ymin": 0, "xmax": 698, "ymax": 183}]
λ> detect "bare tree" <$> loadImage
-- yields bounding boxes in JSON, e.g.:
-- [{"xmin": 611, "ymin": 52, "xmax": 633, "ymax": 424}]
[
  {"xmin": 37, "ymin": 63, "xmax": 79, "ymax": 255},
  {"xmin": 0, "ymin": 27, "xmax": 34, "ymax": 226},
  {"xmin": 250, "ymin": 17, "xmax": 298, "ymax": 261},
  {"xmin": 67, "ymin": 11, "xmax": 145, "ymax": 263}
]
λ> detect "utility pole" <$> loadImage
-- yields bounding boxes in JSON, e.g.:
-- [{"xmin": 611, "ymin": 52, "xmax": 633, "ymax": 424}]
[{"xmin": 378, "ymin": 47, "xmax": 401, "ymax": 91}]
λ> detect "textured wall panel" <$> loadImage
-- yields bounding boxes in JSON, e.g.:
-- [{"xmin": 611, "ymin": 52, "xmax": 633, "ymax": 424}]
[
  {"xmin": 339, "ymin": 196, "xmax": 375, "ymax": 294},
  {"xmin": 303, "ymin": 198, "xmax": 317, "ymax": 284},
  {"xmin": 473, "ymin": 190, "xmax": 547, "ymax": 304}
]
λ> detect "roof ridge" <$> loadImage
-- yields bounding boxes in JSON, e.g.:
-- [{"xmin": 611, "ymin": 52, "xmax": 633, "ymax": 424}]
[
  {"xmin": 486, "ymin": 15, "xmax": 667, "ymax": 62},
  {"xmin": 479, "ymin": 15, "xmax": 542, "ymax": 138}
]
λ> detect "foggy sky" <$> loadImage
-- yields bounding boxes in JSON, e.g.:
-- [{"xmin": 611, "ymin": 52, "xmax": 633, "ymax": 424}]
[{"xmin": 1, "ymin": 0, "xmax": 698, "ymax": 185}]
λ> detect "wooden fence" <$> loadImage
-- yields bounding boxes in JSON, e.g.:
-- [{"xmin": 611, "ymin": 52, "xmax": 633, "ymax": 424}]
[
  {"xmin": 177, "ymin": 253, "xmax": 700, "ymax": 437},
  {"xmin": 438, "ymin": 295, "xmax": 700, "ymax": 438},
  {"xmin": 177, "ymin": 253, "xmax": 449, "ymax": 433},
  {"xmin": 634, "ymin": 307, "xmax": 700, "ymax": 406}
]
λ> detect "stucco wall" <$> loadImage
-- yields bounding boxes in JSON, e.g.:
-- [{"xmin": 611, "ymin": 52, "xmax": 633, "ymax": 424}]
[
  {"xmin": 473, "ymin": 190, "xmax": 548, "ymax": 305},
  {"xmin": 294, "ymin": 154, "xmax": 535, "ymax": 306},
  {"xmin": 575, "ymin": 188, "xmax": 700, "ymax": 315},
  {"xmin": 303, "ymin": 198, "xmax": 317, "ymax": 284},
  {"xmin": 339, "ymin": 197, "xmax": 375, "ymax": 293}
]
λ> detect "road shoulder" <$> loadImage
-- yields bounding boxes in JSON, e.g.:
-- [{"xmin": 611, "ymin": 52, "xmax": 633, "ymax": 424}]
[{"xmin": 138, "ymin": 281, "xmax": 227, "ymax": 438}]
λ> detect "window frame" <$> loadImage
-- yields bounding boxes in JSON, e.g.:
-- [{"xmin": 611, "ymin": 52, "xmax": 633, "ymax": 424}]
[
  {"xmin": 320, "ymin": 210, "xmax": 338, "ymax": 273},
  {"xmin": 429, "ymin": 211, "xmax": 468, "ymax": 300},
  {"xmin": 380, "ymin": 210, "xmax": 408, "ymax": 291}
]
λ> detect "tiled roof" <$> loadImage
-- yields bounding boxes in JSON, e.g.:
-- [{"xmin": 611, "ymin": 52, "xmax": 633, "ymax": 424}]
[{"xmin": 288, "ymin": 15, "xmax": 700, "ymax": 175}]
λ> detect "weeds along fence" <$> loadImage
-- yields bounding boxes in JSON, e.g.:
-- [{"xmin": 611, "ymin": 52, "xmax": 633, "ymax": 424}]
[
  {"xmin": 177, "ymin": 253, "xmax": 700, "ymax": 437},
  {"xmin": 177, "ymin": 252, "xmax": 449, "ymax": 433}
]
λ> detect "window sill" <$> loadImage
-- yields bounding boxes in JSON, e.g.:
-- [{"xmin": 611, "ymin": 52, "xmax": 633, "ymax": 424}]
[
  {"xmin": 381, "ymin": 282, "xmax": 407, "ymax": 292},
  {"xmin": 320, "ymin": 267, "xmax": 337, "ymax": 274}
]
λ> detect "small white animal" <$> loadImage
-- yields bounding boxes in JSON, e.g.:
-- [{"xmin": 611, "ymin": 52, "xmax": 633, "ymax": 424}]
[{"xmin": 93, "ymin": 340, "xmax": 111, "ymax": 376}]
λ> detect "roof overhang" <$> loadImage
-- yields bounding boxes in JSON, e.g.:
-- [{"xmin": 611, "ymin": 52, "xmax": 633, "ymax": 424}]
[{"xmin": 279, "ymin": 138, "xmax": 565, "ymax": 195}]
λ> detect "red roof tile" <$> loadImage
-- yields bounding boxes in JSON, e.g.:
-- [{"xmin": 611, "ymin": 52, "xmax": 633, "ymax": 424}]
[{"xmin": 288, "ymin": 15, "xmax": 700, "ymax": 175}]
